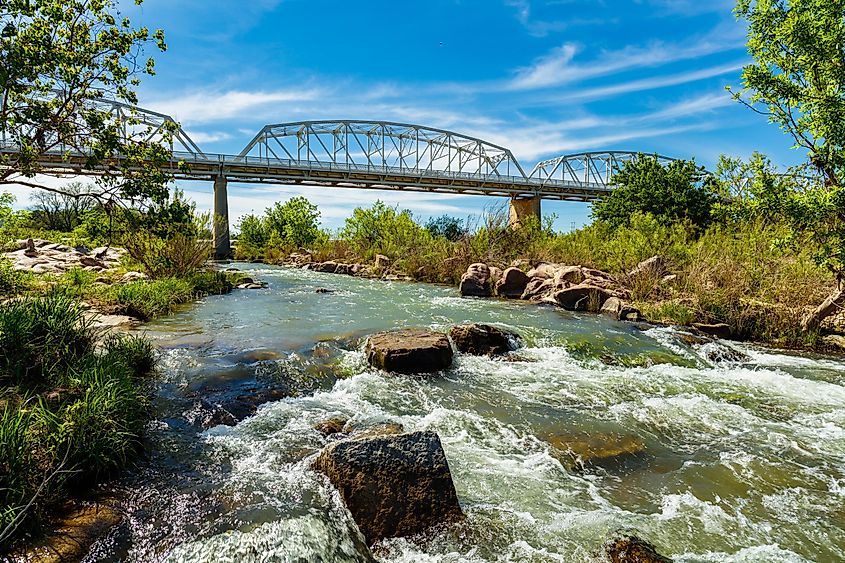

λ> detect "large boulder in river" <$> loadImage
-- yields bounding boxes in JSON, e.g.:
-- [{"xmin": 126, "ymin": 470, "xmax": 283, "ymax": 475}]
[
  {"xmin": 459, "ymin": 263, "xmax": 492, "ymax": 297},
  {"xmin": 552, "ymin": 284, "xmax": 613, "ymax": 312},
  {"xmin": 691, "ymin": 322, "xmax": 732, "ymax": 340},
  {"xmin": 312, "ymin": 431, "xmax": 464, "ymax": 544},
  {"xmin": 449, "ymin": 324, "xmax": 519, "ymax": 356},
  {"xmin": 601, "ymin": 534, "xmax": 673, "ymax": 562},
  {"xmin": 495, "ymin": 267, "xmax": 529, "ymax": 298},
  {"xmin": 365, "ymin": 329, "xmax": 453, "ymax": 374}
]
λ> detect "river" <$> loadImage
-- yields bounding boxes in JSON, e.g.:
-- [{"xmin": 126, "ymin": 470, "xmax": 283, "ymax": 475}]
[{"xmin": 85, "ymin": 263, "xmax": 845, "ymax": 562}]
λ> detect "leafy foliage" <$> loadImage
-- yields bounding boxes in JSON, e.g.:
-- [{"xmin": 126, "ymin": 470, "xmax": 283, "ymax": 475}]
[
  {"xmin": 425, "ymin": 215, "xmax": 467, "ymax": 241},
  {"xmin": 0, "ymin": 294, "xmax": 156, "ymax": 547},
  {"xmin": 593, "ymin": 156, "xmax": 717, "ymax": 230},
  {"xmin": 264, "ymin": 197, "xmax": 322, "ymax": 248},
  {"xmin": 731, "ymin": 0, "xmax": 845, "ymax": 186},
  {"xmin": 0, "ymin": 0, "xmax": 173, "ymax": 205},
  {"xmin": 340, "ymin": 201, "xmax": 429, "ymax": 260}
]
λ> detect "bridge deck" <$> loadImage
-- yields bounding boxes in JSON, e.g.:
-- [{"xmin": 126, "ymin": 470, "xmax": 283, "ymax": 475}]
[{"xmin": 4, "ymin": 149, "xmax": 614, "ymax": 202}]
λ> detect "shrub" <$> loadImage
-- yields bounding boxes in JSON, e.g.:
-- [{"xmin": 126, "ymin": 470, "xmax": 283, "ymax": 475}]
[
  {"xmin": 101, "ymin": 334, "xmax": 156, "ymax": 378},
  {"xmin": 124, "ymin": 232, "xmax": 212, "ymax": 279},
  {"xmin": 0, "ymin": 295, "xmax": 156, "ymax": 548},
  {"xmin": 425, "ymin": 215, "xmax": 467, "ymax": 241},
  {"xmin": 264, "ymin": 196, "xmax": 322, "ymax": 248},
  {"xmin": 106, "ymin": 278, "xmax": 195, "ymax": 320},
  {"xmin": 0, "ymin": 259, "xmax": 35, "ymax": 295}
]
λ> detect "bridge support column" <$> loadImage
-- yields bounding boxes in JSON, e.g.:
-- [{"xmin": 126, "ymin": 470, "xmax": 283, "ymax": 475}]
[
  {"xmin": 508, "ymin": 196, "xmax": 541, "ymax": 228},
  {"xmin": 213, "ymin": 175, "xmax": 231, "ymax": 260}
]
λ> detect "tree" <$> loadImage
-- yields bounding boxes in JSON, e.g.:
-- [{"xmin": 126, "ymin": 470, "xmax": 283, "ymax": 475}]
[
  {"xmin": 0, "ymin": 0, "xmax": 173, "ymax": 206},
  {"xmin": 592, "ymin": 156, "xmax": 717, "ymax": 230},
  {"xmin": 340, "ymin": 201, "xmax": 425, "ymax": 258},
  {"xmin": 731, "ymin": 0, "xmax": 845, "ymax": 330},
  {"xmin": 28, "ymin": 182, "xmax": 96, "ymax": 231},
  {"xmin": 264, "ymin": 196, "xmax": 321, "ymax": 248},
  {"xmin": 731, "ymin": 0, "xmax": 845, "ymax": 187},
  {"xmin": 425, "ymin": 215, "xmax": 467, "ymax": 241},
  {"xmin": 237, "ymin": 214, "xmax": 269, "ymax": 249}
]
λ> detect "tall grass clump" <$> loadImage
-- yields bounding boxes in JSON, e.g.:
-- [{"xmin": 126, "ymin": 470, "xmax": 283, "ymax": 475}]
[
  {"xmin": 0, "ymin": 259, "xmax": 35, "ymax": 295},
  {"xmin": 0, "ymin": 294, "xmax": 156, "ymax": 550}
]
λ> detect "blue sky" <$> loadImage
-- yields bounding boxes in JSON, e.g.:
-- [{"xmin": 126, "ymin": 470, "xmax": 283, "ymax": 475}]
[{"xmin": 16, "ymin": 0, "xmax": 810, "ymax": 230}]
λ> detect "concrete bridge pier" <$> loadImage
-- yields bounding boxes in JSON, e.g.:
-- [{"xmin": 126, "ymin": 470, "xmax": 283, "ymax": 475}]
[
  {"xmin": 213, "ymin": 175, "xmax": 231, "ymax": 259},
  {"xmin": 508, "ymin": 196, "xmax": 541, "ymax": 228}
]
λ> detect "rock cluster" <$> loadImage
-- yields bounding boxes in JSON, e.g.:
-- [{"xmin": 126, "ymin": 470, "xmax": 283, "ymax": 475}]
[
  {"xmin": 460, "ymin": 260, "xmax": 645, "ymax": 322},
  {"xmin": 312, "ymin": 431, "xmax": 464, "ymax": 544},
  {"xmin": 364, "ymin": 324, "xmax": 522, "ymax": 374},
  {"xmin": 2, "ymin": 238, "xmax": 125, "ymax": 274}
]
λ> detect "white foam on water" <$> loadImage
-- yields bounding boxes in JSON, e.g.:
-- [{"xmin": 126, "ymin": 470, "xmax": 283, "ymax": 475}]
[
  {"xmin": 744, "ymin": 347, "xmax": 845, "ymax": 372},
  {"xmin": 675, "ymin": 543, "xmax": 811, "ymax": 563},
  {"xmin": 163, "ymin": 514, "xmax": 367, "ymax": 563}
]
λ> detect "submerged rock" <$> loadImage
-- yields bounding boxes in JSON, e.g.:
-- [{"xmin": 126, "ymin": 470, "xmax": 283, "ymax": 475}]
[
  {"xmin": 546, "ymin": 432, "xmax": 647, "ymax": 471},
  {"xmin": 459, "ymin": 263, "xmax": 492, "ymax": 297},
  {"xmin": 312, "ymin": 431, "xmax": 464, "ymax": 544},
  {"xmin": 365, "ymin": 329, "xmax": 453, "ymax": 374},
  {"xmin": 25, "ymin": 500, "xmax": 123, "ymax": 563},
  {"xmin": 449, "ymin": 323, "xmax": 519, "ymax": 356},
  {"xmin": 315, "ymin": 416, "xmax": 349, "ymax": 436},
  {"xmin": 601, "ymin": 534, "xmax": 673, "ymax": 562}
]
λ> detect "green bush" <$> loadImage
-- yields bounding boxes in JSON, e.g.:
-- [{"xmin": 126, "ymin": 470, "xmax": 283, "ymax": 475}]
[
  {"xmin": 593, "ymin": 155, "xmax": 717, "ymax": 230},
  {"xmin": 264, "ymin": 196, "xmax": 322, "ymax": 248},
  {"xmin": 105, "ymin": 278, "xmax": 195, "ymax": 320}
]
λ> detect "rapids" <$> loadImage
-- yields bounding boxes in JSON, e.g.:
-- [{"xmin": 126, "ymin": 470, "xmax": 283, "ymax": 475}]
[{"xmin": 85, "ymin": 263, "xmax": 845, "ymax": 562}]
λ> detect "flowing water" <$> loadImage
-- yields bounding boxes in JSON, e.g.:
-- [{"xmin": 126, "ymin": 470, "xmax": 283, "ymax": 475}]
[{"xmin": 86, "ymin": 263, "xmax": 845, "ymax": 562}]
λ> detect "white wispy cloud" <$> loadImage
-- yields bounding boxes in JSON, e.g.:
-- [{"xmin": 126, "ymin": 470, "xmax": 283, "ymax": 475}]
[
  {"xmin": 539, "ymin": 60, "xmax": 745, "ymax": 104},
  {"xmin": 507, "ymin": 28, "xmax": 744, "ymax": 91},
  {"xmin": 146, "ymin": 89, "xmax": 323, "ymax": 125}
]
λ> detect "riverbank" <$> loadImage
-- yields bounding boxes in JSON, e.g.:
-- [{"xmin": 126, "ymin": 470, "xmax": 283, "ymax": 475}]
[
  {"xmin": 0, "ymin": 240, "xmax": 265, "ymax": 557},
  {"xmin": 251, "ymin": 246, "xmax": 845, "ymax": 357}
]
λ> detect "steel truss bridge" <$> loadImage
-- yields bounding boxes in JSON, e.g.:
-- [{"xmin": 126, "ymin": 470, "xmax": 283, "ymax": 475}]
[{"xmin": 0, "ymin": 97, "xmax": 687, "ymax": 257}]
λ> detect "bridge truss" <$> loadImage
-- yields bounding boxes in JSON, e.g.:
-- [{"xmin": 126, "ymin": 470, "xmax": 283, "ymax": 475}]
[{"xmin": 529, "ymin": 151, "xmax": 680, "ymax": 187}]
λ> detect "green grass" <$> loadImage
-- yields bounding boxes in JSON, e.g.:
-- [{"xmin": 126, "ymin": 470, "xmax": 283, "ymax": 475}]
[
  {"xmin": 0, "ymin": 294, "xmax": 156, "ymax": 550},
  {"xmin": 0, "ymin": 259, "xmax": 36, "ymax": 295}
]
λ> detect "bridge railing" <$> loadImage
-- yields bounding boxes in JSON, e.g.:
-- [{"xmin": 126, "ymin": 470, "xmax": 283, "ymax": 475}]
[
  {"xmin": 170, "ymin": 151, "xmax": 613, "ymax": 193},
  {"xmin": 0, "ymin": 143, "xmax": 615, "ymax": 195}
]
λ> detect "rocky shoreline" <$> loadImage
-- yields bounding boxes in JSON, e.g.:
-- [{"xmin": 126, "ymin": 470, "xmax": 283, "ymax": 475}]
[{"xmin": 281, "ymin": 251, "xmax": 845, "ymax": 354}]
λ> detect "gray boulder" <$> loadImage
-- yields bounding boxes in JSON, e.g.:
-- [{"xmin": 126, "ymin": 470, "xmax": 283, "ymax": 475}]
[
  {"xmin": 553, "ymin": 284, "xmax": 613, "ymax": 312},
  {"xmin": 495, "ymin": 267, "xmax": 529, "ymax": 299},
  {"xmin": 365, "ymin": 329, "xmax": 453, "ymax": 374},
  {"xmin": 312, "ymin": 431, "xmax": 464, "ymax": 544}
]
